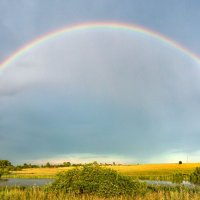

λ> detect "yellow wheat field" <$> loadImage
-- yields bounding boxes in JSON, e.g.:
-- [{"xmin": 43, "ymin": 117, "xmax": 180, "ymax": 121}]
[
  {"xmin": 7, "ymin": 163, "xmax": 200, "ymax": 179},
  {"xmin": 109, "ymin": 163, "xmax": 200, "ymax": 177}
]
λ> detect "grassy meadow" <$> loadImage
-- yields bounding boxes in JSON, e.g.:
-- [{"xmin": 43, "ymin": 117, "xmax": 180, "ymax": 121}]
[
  {"xmin": 0, "ymin": 186, "xmax": 200, "ymax": 200},
  {"xmin": 1, "ymin": 163, "xmax": 200, "ymax": 199}
]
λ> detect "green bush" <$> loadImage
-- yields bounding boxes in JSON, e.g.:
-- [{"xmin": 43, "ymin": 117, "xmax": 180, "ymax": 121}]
[
  {"xmin": 172, "ymin": 173, "xmax": 184, "ymax": 183},
  {"xmin": 49, "ymin": 165, "xmax": 146, "ymax": 197},
  {"xmin": 0, "ymin": 170, "xmax": 3, "ymax": 179},
  {"xmin": 190, "ymin": 167, "xmax": 200, "ymax": 184},
  {"xmin": 0, "ymin": 168, "xmax": 10, "ymax": 179}
]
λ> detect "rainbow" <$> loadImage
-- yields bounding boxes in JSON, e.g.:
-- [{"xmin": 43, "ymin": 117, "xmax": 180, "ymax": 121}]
[{"xmin": 1, "ymin": 22, "xmax": 200, "ymax": 70}]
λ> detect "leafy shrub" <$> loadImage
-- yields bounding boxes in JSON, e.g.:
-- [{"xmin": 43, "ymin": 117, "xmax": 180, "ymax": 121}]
[
  {"xmin": 0, "ymin": 168, "xmax": 10, "ymax": 179},
  {"xmin": 190, "ymin": 167, "xmax": 200, "ymax": 184},
  {"xmin": 49, "ymin": 165, "xmax": 146, "ymax": 197},
  {"xmin": 172, "ymin": 173, "xmax": 184, "ymax": 183}
]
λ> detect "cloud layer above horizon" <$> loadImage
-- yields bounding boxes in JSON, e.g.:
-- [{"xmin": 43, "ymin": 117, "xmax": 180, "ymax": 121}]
[{"xmin": 1, "ymin": 29, "xmax": 200, "ymax": 163}]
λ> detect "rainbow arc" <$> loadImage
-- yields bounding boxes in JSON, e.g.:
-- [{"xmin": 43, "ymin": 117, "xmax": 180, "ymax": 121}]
[{"xmin": 1, "ymin": 22, "xmax": 200, "ymax": 70}]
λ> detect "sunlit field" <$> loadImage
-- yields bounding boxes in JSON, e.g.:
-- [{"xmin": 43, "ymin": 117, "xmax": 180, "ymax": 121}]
[
  {"xmin": 110, "ymin": 163, "xmax": 200, "ymax": 179},
  {"xmin": 5, "ymin": 167, "xmax": 74, "ymax": 178},
  {"xmin": 4, "ymin": 163, "xmax": 200, "ymax": 180}
]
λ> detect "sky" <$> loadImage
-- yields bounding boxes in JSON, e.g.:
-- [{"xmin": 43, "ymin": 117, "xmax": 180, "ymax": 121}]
[{"xmin": 1, "ymin": 0, "xmax": 200, "ymax": 164}]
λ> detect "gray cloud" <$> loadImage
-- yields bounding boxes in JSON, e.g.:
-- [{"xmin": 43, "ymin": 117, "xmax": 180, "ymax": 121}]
[
  {"xmin": 1, "ymin": 0, "xmax": 200, "ymax": 63},
  {"xmin": 1, "ymin": 29, "xmax": 200, "ymax": 163}
]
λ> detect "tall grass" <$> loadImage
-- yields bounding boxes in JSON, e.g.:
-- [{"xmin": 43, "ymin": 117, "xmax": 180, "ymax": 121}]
[{"xmin": 0, "ymin": 187, "xmax": 200, "ymax": 200}]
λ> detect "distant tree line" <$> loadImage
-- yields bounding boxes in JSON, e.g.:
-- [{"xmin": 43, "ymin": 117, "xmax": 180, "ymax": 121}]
[{"xmin": 0, "ymin": 160, "xmax": 122, "ymax": 173}]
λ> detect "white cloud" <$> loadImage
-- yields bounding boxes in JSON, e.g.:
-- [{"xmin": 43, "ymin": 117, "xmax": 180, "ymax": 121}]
[
  {"xmin": 149, "ymin": 150, "xmax": 200, "ymax": 164},
  {"xmin": 28, "ymin": 153, "xmax": 136, "ymax": 165}
]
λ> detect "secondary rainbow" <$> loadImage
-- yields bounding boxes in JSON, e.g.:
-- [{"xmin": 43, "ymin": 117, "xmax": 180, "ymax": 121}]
[{"xmin": 1, "ymin": 22, "xmax": 200, "ymax": 71}]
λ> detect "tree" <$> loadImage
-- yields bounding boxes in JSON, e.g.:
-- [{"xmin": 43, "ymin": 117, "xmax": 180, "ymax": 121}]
[
  {"xmin": 23, "ymin": 163, "xmax": 29, "ymax": 168},
  {"xmin": 0, "ymin": 160, "xmax": 12, "ymax": 168},
  {"xmin": 178, "ymin": 161, "xmax": 182, "ymax": 165},
  {"xmin": 92, "ymin": 161, "xmax": 98, "ymax": 166},
  {"xmin": 45, "ymin": 162, "xmax": 51, "ymax": 168},
  {"xmin": 63, "ymin": 162, "xmax": 71, "ymax": 167},
  {"xmin": 0, "ymin": 160, "xmax": 12, "ymax": 179}
]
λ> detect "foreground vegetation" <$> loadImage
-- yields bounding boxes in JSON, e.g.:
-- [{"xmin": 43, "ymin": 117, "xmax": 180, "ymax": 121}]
[
  {"xmin": 1, "ymin": 163, "xmax": 200, "ymax": 199},
  {"xmin": 0, "ymin": 185, "xmax": 200, "ymax": 200},
  {"xmin": 49, "ymin": 165, "xmax": 146, "ymax": 197},
  {"xmin": 190, "ymin": 167, "xmax": 200, "ymax": 184}
]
